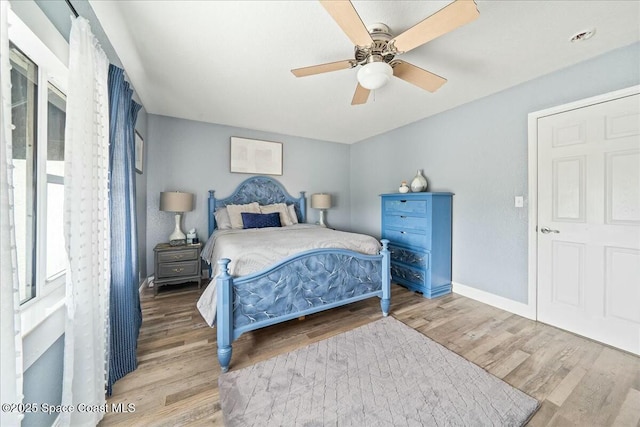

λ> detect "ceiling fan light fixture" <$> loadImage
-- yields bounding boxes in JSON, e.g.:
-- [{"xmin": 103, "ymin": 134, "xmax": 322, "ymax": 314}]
[{"xmin": 357, "ymin": 61, "xmax": 393, "ymax": 90}]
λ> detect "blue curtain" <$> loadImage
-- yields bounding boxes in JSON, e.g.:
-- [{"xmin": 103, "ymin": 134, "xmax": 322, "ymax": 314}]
[{"xmin": 107, "ymin": 64, "xmax": 142, "ymax": 394}]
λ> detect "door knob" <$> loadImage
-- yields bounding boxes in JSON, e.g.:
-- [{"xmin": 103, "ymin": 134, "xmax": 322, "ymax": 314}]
[{"xmin": 540, "ymin": 227, "xmax": 560, "ymax": 234}]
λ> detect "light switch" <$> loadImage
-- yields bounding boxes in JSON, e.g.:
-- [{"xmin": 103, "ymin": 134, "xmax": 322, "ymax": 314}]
[{"xmin": 514, "ymin": 196, "xmax": 524, "ymax": 208}]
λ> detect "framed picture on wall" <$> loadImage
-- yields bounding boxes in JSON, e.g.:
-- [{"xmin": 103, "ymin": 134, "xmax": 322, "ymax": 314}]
[
  {"xmin": 135, "ymin": 130, "xmax": 144, "ymax": 174},
  {"xmin": 230, "ymin": 137, "xmax": 283, "ymax": 175}
]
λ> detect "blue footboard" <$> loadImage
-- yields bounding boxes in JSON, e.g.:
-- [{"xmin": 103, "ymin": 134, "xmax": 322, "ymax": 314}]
[{"xmin": 216, "ymin": 240, "xmax": 391, "ymax": 372}]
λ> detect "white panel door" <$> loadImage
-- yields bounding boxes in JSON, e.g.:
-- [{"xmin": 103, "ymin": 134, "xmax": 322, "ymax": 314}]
[{"xmin": 537, "ymin": 93, "xmax": 640, "ymax": 355}]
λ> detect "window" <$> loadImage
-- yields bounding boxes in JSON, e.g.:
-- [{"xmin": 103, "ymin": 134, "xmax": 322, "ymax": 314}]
[
  {"xmin": 46, "ymin": 84, "xmax": 66, "ymax": 281},
  {"xmin": 10, "ymin": 44, "xmax": 38, "ymax": 303},
  {"xmin": 9, "ymin": 15, "xmax": 68, "ymax": 307}
]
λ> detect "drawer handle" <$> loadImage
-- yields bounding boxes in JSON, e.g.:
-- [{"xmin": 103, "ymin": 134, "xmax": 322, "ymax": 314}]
[
  {"xmin": 400, "ymin": 215, "xmax": 407, "ymax": 219},
  {"xmin": 172, "ymin": 268, "xmax": 184, "ymax": 273},
  {"xmin": 400, "ymin": 231, "xmax": 406, "ymax": 234},
  {"xmin": 400, "ymin": 200, "xmax": 407, "ymax": 203},
  {"xmin": 172, "ymin": 255, "xmax": 183, "ymax": 259}
]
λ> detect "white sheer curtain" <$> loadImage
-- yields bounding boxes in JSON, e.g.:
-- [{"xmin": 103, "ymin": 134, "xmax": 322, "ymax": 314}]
[
  {"xmin": 0, "ymin": 1, "xmax": 24, "ymax": 426},
  {"xmin": 60, "ymin": 16, "xmax": 110, "ymax": 427}
]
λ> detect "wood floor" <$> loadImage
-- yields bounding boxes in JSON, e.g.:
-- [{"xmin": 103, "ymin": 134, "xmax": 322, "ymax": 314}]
[{"xmin": 99, "ymin": 282, "xmax": 640, "ymax": 427}]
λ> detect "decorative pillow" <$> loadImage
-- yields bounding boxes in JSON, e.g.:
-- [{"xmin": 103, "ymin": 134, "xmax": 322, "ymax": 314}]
[
  {"xmin": 287, "ymin": 204, "xmax": 299, "ymax": 224},
  {"xmin": 227, "ymin": 202, "xmax": 260, "ymax": 229},
  {"xmin": 260, "ymin": 203, "xmax": 293, "ymax": 226},
  {"xmin": 214, "ymin": 207, "xmax": 232, "ymax": 230},
  {"xmin": 241, "ymin": 212, "xmax": 281, "ymax": 229}
]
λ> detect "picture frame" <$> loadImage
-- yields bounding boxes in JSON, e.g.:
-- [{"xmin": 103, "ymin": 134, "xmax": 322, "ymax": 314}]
[
  {"xmin": 135, "ymin": 130, "xmax": 144, "ymax": 174},
  {"xmin": 230, "ymin": 137, "xmax": 283, "ymax": 176}
]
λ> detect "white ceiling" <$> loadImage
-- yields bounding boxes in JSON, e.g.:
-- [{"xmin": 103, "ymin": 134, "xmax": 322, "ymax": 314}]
[{"xmin": 89, "ymin": 1, "xmax": 640, "ymax": 144}]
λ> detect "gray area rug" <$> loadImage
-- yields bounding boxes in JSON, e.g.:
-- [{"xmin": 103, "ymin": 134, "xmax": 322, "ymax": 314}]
[{"xmin": 219, "ymin": 317, "xmax": 539, "ymax": 426}]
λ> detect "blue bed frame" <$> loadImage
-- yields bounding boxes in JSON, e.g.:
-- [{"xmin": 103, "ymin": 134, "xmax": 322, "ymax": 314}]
[{"xmin": 208, "ymin": 176, "xmax": 391, "ymax": 372}]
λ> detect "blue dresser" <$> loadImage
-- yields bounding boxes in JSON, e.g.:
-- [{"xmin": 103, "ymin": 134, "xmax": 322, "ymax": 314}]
[{"xmin": 380, "ymin": 192, "xmax": 453, "ymax": 298}]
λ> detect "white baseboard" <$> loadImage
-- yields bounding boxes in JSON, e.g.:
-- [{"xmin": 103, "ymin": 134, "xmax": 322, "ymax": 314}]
[
  {"xmin": 452, "ymin": 282, "xmax": 536, "ymax": 320},
  {"xmin": 138, "ymin": 276, "xmax": 150, "ymax": 293}
]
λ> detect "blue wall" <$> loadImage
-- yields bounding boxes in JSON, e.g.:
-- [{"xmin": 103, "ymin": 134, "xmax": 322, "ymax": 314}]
[
  {"xmin": 135, "ymin": 109, "xmax": 148, "ymax": 279},
  {"xmin": 145, "ymin": 115, "xmax": 351, "ymax": 276},
  {"xmin": 350, "ymin": 42, "xmax": 640, "ymax": 303},
  {"xmin": 22, "ymin": 336, "xmax": 64, "ymax": 427}
]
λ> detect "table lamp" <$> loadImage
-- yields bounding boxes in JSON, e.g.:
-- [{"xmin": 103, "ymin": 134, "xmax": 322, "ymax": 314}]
[
  {"xmin": 160, "ymin": 191, "xmax": 194, "ymax": 246},
  {"xmin": 311, "ymin": 193, "xmax": 332, "ymax": 228}
]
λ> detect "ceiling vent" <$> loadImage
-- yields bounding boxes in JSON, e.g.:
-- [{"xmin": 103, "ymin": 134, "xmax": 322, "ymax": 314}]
[{"xmin": 570, "ymin": 28, "xmax": 596, "ymax": 42}]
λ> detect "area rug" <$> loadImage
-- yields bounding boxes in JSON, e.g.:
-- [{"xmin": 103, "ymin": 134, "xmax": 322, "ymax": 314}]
[{"xmin": 219, "ymin": 317, "xmax": 539, "ymax": 426}]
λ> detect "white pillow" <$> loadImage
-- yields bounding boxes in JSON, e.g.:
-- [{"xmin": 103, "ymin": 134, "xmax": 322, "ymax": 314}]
[
  {"xmin": 287, "ymin": 204, "xmax": 299, "ymax": 224},
  {"xmin": 260, "ymin": 203, "xmax": 293, "ymax": 226},
  {"xmin": 214, "ymin": 208, "xmax": 232, "ymax": 230},
  {"xmin": 226, "ymin": 202, "xmax": 260, "ymax": 229}
]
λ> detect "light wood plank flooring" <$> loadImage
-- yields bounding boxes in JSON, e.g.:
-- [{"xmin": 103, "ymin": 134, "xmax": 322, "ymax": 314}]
[{"xmin": 100, "ymin": 282, "xmax": 640, "ymax": 426}]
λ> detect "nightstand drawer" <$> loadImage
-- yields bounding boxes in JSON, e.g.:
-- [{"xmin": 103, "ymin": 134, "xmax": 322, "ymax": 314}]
[
  {"xmin": 157, "ymin": 247, "xmax": 199, "ymax": 263},
  {"xmin": 383, "ymin": 199, "xmax": 428, "ymax": 215},
  {"xmin": 389, "ymin": 245, "xmax": 429, "ymax": 270},
  {"xmin": 157, "ymin": 260, "xmax": 200, "ymax": 278}
]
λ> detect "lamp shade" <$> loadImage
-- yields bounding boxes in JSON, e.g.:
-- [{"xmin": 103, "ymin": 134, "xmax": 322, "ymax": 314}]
[
  {"xmin": 357, "ymin": 61, "xmax": 393, "ymax": 90},
  {"xmin": 311, "ymin": 193, "xmax": 332, "ymax": 209},
  {"xmin": 160, "ymin": 191, "xmax": 194, "ymax": 213}
]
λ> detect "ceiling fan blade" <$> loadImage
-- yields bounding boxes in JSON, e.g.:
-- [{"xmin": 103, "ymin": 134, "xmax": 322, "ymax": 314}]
[
  {"xmin": 393, "ymin": 61, "xmax": 447, "ymax": 93},
  {"xmin": 319, "ymin": 0, "xmax": 373, "ymax": 47},
  {"xmin": 291, "ymin": 60, "xmax": 356, "ymax": 77},
  {"xmin": 391, "ymin": 0, "xmax": 479, "ymax": 53},
  {"xmin": 351, "ymin": 83, "xmax": 370, "ymax": 105}
]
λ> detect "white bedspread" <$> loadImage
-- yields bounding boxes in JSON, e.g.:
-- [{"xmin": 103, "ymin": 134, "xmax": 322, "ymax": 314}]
[{"xmin": 196, "ymin": 224, "xmax": 381, "ymax": 326}]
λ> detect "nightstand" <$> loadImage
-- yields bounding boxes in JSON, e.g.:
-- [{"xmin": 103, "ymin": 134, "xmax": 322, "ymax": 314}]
[{"xmin": 153, "ymin": 243, "xmax": 202, "ymax": 294}]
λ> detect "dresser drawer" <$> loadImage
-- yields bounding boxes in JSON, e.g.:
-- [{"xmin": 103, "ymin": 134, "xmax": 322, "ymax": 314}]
[
  {"xmin": 157, "ymin": 247, "xmax": 199, "ymax": 263},
  {"xmin": 383, "ymin": 214, "xmax": 427, "ymax": 231},
  {"xmin": 382, "ymin": 228, "xmax": 427, "ymax": 248},
  {"xmin": 383, "ymin": 199, "xmax": 428, "ymax": 216},
  {"xmin": 157, "ymin": 260, "xmax": 200, "ymax": 278},
  {"xmin": 389, "ymin": 245, "xmax": 429, "ymax": 270},
  {"xmin": 391, "ymin": 262, "xmax": 426, "ymax": 288}
]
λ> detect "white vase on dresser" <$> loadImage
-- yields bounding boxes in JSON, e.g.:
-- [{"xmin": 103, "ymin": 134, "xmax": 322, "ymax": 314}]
[{"xmin": 410, "ymin": 169, "xmax": 428, "ymax": 192}]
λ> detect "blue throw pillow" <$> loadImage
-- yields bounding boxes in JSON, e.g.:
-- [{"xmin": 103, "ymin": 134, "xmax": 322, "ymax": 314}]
[{"xmin": 241, "ymin": 212, "xmax": 281, "ymax": 229}]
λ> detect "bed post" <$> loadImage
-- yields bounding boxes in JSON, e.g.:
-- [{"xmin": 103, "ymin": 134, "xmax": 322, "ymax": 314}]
[
  {"xmin": 208, "ymin": 190, "xmax": 216, "ymax": 279},
  {"xmin": 217, "ymin": 258, "xmax": 233, "ymax": 373},
  {"xmin": 208, "ymin": 190, "xmax": 216, "ymax": 236},
  {"xmin": 299, "ymin": 191, "xmax": 306, "ymax": 223},
  {"xmin": 380, "ymin": 239, "xmax": 391, "ymax": 316}
]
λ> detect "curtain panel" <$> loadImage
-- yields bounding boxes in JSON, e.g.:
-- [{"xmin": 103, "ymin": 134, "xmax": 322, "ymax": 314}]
[
  {"xmin": 61, "ymin": 16, "xmax": 111, "ymax": 427},
  {"xmin": 0, "ymin": 2, "xmax": 24, "ymax": 426},
  {"xmin": 107, "ymin": 64, "xmax": 142, "ymax": 393}
]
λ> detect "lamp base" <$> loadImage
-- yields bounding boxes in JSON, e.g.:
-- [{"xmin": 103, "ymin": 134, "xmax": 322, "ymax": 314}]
[
  {"xmin": 318, "ymin": 210, "xmax": 328, "ymax": 228},
  {"xmin": 169, "ymin": 213, "xmax": 187, "ymax": 244}
]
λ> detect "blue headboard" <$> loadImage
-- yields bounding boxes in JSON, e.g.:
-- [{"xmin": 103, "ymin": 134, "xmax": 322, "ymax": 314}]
[{"xmin": 208, "ymin": 176, "xmax": 307, "ymax": 236}]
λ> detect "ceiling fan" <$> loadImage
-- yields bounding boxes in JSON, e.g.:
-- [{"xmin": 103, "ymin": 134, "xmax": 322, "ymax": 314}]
[{"xmin": 291, "ymin": 0, "xmax": 479, "ymax": 105}]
